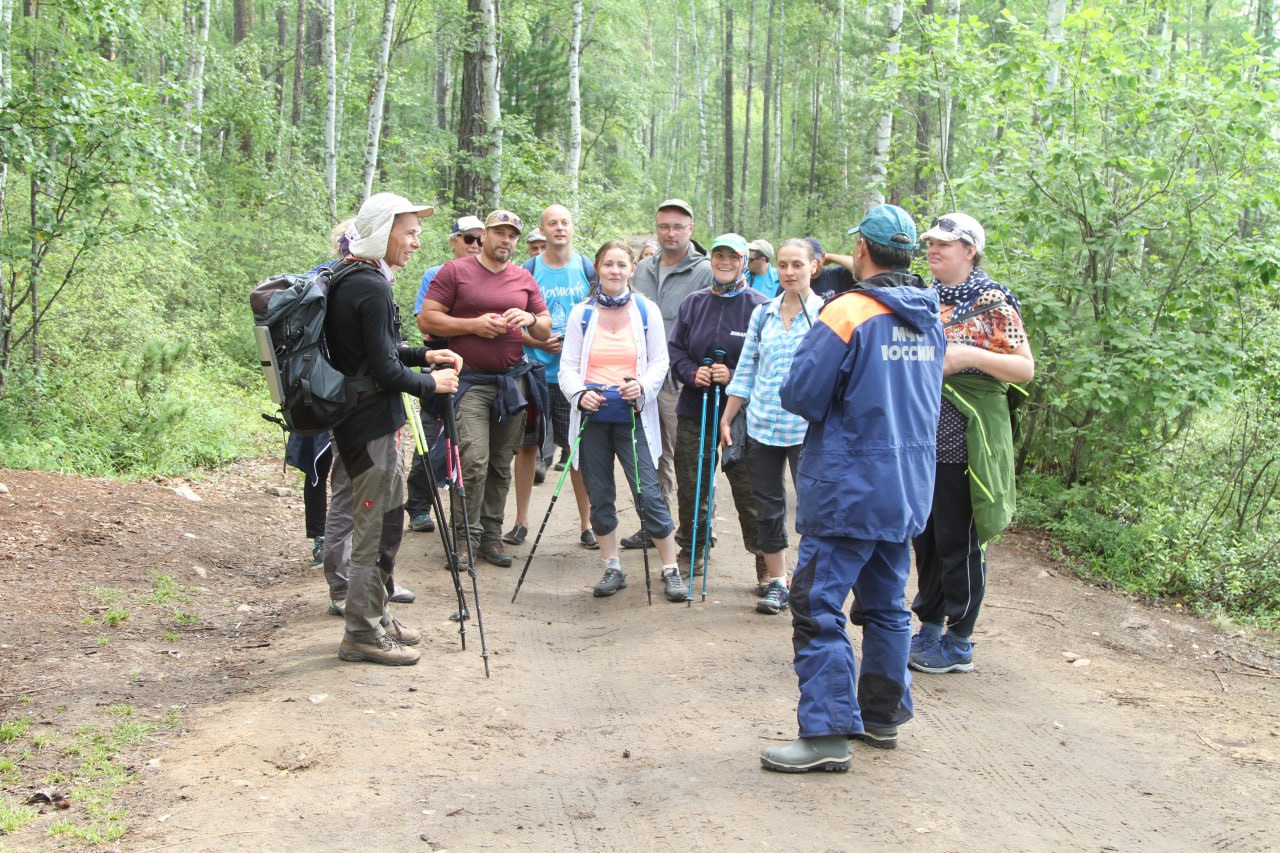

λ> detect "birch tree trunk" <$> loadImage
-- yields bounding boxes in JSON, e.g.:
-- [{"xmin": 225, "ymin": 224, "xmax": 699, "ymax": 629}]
[
  {"xmin": 722, "ymin": 2, "xmax": 734, "ymax": 230},
  {"xmin": 739, "ymin": 0, "xmax": 756, "ymax": 226},
  {"xmin": 336, "ymin": 0, "xmax": 355, "ymax": 140},
  {"xmin": 361, "ymin": 0, "xmax": 398, "ymax": 201},
  {"xmin": 435, "ymin": 31, "xmax": 453, "ymax": 132},
  {"xmin": 483, "ymin": 0, "xmax": 501, "ymax": 204},
  {"xmin": 836, "ymin": 0, "xmax": 848, "ymax": 192},
  {"xmin": 178, "ymin": 0, "xmax": 211, "ymax": 158},
  {"xmin": 1046, "ymin": 0, "xmax": 1066, "ymax": 91},
  {"xmin": 868, "ymin": 0, "xmax": 903, "ymax": 207},
  {"xmin": 323, "ymin": 0, "xmax": 338, "ymax": 219},
  {"xmin": 939, "ymin": 0, "xmax": 959, "ymax": 189},
  {"xmin": 566, "ymin": 0, "xmax": 584, "ymax": 198},
  {"xmin": 758, "ymin": 0, "xmax": 775, "ymax": 215}
]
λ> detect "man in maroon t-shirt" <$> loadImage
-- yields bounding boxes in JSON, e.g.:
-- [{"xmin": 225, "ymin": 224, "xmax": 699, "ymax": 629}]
[{"xmin": 419, "ymin": 210, "xmax": 551, "ymax": 567}]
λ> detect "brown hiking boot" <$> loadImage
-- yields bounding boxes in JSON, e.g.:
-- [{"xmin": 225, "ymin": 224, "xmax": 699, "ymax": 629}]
[
  {"xmin": 385, "ymin": 619, "xmax": 421, "ymax": 646},
  {"xmin": 338, "ymin": 635, "xmax": 421, "ymax": 666}
]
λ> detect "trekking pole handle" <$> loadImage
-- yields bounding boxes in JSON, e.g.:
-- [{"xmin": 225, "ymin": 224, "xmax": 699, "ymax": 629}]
[
  {"xmin": 623, "ymin": 375, "xmax": 642, "ymax": 410},
  {"xmin": 712, "ymin": 348, "xmax": 727, "ymax": 364}
]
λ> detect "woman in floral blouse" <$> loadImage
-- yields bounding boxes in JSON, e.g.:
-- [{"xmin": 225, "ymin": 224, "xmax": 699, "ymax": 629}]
[{"xmin": 909, "ymin": 212, "xmax": 1036, "ymax": 674}]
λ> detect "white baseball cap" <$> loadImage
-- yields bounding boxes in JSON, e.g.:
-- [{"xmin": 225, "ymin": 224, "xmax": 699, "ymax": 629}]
[{"xmin": 920, "ymin": 212, "xmax": 985, "ymax": 254}]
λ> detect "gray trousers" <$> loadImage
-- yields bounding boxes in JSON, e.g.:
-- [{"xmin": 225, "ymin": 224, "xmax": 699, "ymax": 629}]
[
  {"xmin": 323, "ymin": 433, "xmax": 406, "ymax": 642},
  {"xmin": 579, "ymin": 418, "xmax": 675, "ymax": 539}
]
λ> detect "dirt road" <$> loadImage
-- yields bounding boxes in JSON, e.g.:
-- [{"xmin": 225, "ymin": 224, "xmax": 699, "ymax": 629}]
[{"xmin": 2, "ymin": 460, "xmax": 1278, "ymax": 851}]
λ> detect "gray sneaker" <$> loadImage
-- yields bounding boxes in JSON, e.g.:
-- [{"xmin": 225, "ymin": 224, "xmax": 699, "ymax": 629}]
[
  {"xmin": 328, "ymin": 596, "xmax": 345, "ymax": 616},
  {"xmin": 592, "ymin": 566, "xmax": 627, "ymax": 597},
  {"xmin": 755, "ymin": 580, "xmax": 790, "ymax": 615},
  {"xmin": 389, "ymin": 584, "xmax": 416, "ymax": 604},
  {"xmin": 662, "ymin": 568, "xmax": 688, "ymax": 602}
]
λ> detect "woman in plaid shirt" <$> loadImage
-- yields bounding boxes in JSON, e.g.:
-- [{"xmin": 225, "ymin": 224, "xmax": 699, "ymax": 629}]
[{"xmin": 721, "ymin": 239, "xmax": 826, "ymax": 615}]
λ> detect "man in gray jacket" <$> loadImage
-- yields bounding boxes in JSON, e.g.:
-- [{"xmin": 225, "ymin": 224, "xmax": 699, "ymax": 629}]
[{"xmin": 622, "ymin": 198, "xmax": 713, "ymax": 550}]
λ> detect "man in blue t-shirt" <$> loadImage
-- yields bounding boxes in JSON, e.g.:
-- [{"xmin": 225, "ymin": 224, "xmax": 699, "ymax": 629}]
[
  {"xmin": 746, "ymin": 239, "xmax": 780, "ymax": 297},
  {"xmin": 502, "ymin": 204, "xmax": 599, "ymax": 550}
]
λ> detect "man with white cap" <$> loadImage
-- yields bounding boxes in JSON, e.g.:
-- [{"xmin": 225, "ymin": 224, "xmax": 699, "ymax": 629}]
[
  {"xmin": 325, "ymin": 192, "xmax": 462, "ymax": 666},
  {"xmin": 420, "ymin": 210, "xmax": 552, "ymax": 569},
  {"xmin": 746, "ymin": 239, "xmax": 780, "ymax": 298},
  {"xmin": 404, "ymin": 214, "xmax": 486, "ymax": 538},
  {"xmin": 526, "ymin": 228, "xmax": 547, "ymax": 257}
]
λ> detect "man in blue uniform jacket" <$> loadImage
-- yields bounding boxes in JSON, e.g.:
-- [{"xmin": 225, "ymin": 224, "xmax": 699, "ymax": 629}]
[{"xmin": 761, "ymin": 204, "xmax": 945, "ymax": 772}]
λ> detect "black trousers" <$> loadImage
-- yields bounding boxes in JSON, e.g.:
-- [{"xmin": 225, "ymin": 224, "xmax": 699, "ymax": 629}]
[
  {"xmin": 303, "ymin": 448, "xmax": 333, "ymax": 539},
  {"xmin": 911, "ymin": 462, "xmax": 986, "ymax": 638},
  {"xmin": 744, "ymin": 436, "xmax": 800, "ymax": 554}
]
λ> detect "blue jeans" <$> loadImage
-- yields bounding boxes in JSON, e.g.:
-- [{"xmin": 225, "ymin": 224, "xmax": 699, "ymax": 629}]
[{"xmin": 790, "ymin": 534, "xmax": 914, "ymax": 738}]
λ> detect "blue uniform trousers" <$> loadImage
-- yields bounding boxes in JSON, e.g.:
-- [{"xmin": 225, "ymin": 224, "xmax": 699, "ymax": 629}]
[{"xmin": 791, "ymin": 534, "xmax": 914, "ymax": 738}]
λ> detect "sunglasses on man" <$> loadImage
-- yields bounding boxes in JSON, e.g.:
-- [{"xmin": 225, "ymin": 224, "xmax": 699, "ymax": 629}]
[{"xmin": 454, "ymin": 233, "xmax": 481, "ymax": 245}]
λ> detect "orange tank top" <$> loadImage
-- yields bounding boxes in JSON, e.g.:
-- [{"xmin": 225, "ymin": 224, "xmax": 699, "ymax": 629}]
[{"xmin": 584, "ymin": 325, "xmax": 638, "ymax": 387}]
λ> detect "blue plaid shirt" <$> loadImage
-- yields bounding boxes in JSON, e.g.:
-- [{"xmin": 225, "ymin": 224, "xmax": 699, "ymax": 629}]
[{"xmin": 726, "ymin": 291, "xmax": 825, "ymax": 447}]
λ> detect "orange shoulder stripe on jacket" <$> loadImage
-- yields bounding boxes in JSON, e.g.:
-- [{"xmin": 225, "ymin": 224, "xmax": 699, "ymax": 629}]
[{"xmin": 820, "ymin": 293, "xmax": 893, "ymax": 344}]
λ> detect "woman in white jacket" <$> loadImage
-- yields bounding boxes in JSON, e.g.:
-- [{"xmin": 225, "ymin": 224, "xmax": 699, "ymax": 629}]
[{"xmin": 560, "ymin": 240, "xmax": 686, "ymax": 602}]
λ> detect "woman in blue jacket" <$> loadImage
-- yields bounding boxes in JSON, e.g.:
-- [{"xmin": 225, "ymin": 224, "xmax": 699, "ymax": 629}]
[{"xmin": 667, "ymin": 233, "xmax": 768, "ymax": 585}]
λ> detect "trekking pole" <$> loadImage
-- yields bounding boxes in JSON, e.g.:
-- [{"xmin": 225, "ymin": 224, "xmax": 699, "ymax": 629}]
[
  {"xmin": 442, "ymin": 394, "xmax": 490, "ymax": 678},
  {"xmin": 402, "ymin": 394, "xmax": 469, "ymax": 645},
  {"xmin": 700, "ymin": 348, "xmax": 728, "ymax": 601},
  {"xmin": 512, "ymin": 415, "xmax": 590, "ymax": 603},
  {"xmin": 688, "ymin": 357, "xmax": 714, "ymax": 606},
  {"xmin": 624, "ymin": 379, "xmax": 652, "ymax": 606}
]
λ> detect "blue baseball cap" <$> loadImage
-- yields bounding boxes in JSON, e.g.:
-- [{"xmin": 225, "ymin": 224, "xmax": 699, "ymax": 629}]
[
  {"xmin": 848, "ymin": 204, "xmax": 918, "ymax": 251},
  {"xmin": 709, "ymin": 232, "xmax": 749, "ymax": 257}
]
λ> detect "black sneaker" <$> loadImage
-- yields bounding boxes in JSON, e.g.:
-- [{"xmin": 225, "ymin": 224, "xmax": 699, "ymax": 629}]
[
  {"xmin": 310, "ymin": 536, "xmax": 325, "ymax": 568},
  {"xmin": 409, "ymin": 513, "xmax": 435, "ymax": 533},
  {"xmin": 662, "ymin": 569, "xmax": 688, "ymax": 602},
  {"xmin": 580, "ymin": 529, "xmax": 599, "ymax": 550},
  {"xmin": 553, "ymin": 448, "xmax": 569, "ymax": 471},
  {"xmin": 534, "ymin": 456, "xmax": 549, "ymax": 485},
  {"xmin": 592, "ymin": 566, "xmax": 627, "ymax": 597},
  {"xmin": 620, "ymin": 529, "xmax": 651, "ymax": 550},
  {"xmin": 502, "ymin": 523, "xmax": 528, "ymax": 545}
]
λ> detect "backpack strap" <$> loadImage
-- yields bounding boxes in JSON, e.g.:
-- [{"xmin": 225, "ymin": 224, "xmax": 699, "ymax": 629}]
[{"xmin": 580, "ymin": 295, "xmax": 648, "ymax": 332}]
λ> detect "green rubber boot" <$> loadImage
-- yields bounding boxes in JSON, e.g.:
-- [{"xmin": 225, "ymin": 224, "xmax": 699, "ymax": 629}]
[{"xmin": 760, "ymin": 736, "xmax": 851, "ymax": 773}]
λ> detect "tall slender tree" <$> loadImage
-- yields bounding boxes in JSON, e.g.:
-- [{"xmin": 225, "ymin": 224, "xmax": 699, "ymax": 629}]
[
  {"xmin": 323, "ymin": 0, "xmax": 338, "ymax": 218},
  {"xmin": 740, "ymin": 0, "xmax": 757, "ymax": 228},
  {"xmin": 455, "ymin": 0, "xmax": 501, "ymax": 206},
  {"xmin": 178, "ymin": 0, "xmax": 210, "ymax": 157},
  {"xmin": 869, "ymin": 0, "xmax": 903, "ymax": 206},
  {"xmin": 759, "ymin": 0, "xmax": 776, "ymax": 216},
  {"xmin": 722, "ymin": 1, "xmax": 734, "ymax": 230},
  {"xmin": 361, "ymin": 0, "xmax": 398, "ymax": 200},
  {"xmin": 566, "ymin": 0, "xmax": 584, "ymax": 197}
]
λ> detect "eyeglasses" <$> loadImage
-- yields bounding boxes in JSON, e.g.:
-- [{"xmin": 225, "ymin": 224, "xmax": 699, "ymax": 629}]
[
  {"xmin": 656, "ymin": 223, "xmax": 691, "ymax": 233},
  {"xmin": 930, "ymin": 217, "xmax": 976, "ymax": 244},
  {"xmin": 749, "ymin": 254, "xmax": 765, "ymax": 263},
  {"xmin": 455, "ymin": 233, "xmax": 481, "ymax": 245}
]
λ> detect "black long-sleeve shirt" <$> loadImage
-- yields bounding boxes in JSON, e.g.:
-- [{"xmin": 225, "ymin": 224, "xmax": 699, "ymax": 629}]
[{"xmin": 325, "ymin": 260, "xmax": 437, "ymax": 448}]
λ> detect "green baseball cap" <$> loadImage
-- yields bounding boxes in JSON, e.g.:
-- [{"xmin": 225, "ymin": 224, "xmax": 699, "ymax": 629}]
[
  {"xmin": 848, "ymin": 204, "xmax": 919, "ymax": 251},
  {"xmin": 709, "ymin": 232, "xmax": 748, "ymax": 257}
]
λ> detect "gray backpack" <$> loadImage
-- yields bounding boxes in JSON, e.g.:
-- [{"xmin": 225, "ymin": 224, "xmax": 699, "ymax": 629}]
[{"xmin": 250, "ymin": 262, "xmax": 376, "ymax": 435}]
